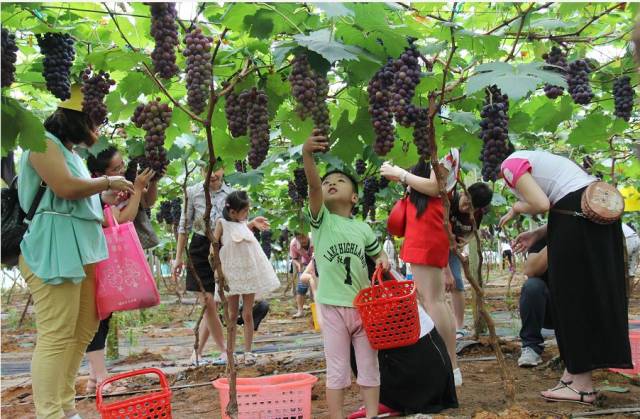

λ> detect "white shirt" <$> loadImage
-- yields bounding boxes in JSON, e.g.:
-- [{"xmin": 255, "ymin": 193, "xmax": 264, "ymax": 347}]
[
  {"xmin": 504, "ymin": 151, "xmax": 596, "ymax": 204},
  {"xmin": 440, "ymin": 148, "xmax": 460, "ymax": 193},
  {"xmin": 418, "ymin": 305, "xmax": 435, "ymax": 338},
  {"xmin": 501, "ymin": 242, "xmax": 512, "ymax": 252},
  {"xmin": 177, "ymin": 183, "xmax": 234, "ymax": 236},
  {"xmin": 383, "ymin": 239, "xmax": 397, "ymax": 270}
]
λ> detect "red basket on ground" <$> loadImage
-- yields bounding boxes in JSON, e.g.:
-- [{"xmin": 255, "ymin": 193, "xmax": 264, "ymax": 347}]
[
  {"xmin": 213, "ymin": 373, "xmax": 317, "ymax": 419},
  {"xmin": 97, "ymin": 368, "xmax": 172, "ymax": 419},
  {"xmin": 610, "ymin": 320, "xmax": 640, "ymax": 376},
  {"xmin": 353, "ymin": 266, "xmax": 420, "ymax": 350}
]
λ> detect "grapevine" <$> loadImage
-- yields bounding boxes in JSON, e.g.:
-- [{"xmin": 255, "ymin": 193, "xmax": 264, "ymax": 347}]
[
  {"xmin": 479, "ymin": 86, "xmax": 512, "ymax": 182},
  {"xmin": 368, "ymin": 59, "xmax": 396, "ymax": 156},
  {"xmin": 246, "ymin": 88, "xmax": 270, "ymax": 169},
  {"xmin": 542, "ymin": 46, "xmax": 567, "ymax": 99},
  {"xmin": 36, "ymin": 33, "xmax": 75, "ymax": 100},
  {"xmin": 148, "ymin": 2, "xmax": 179, "ymax": 79},
  {"xmin": 567, "ymin": 59, "xmax": 594, "ymax": 105},
  {"xmin": 613, "ymin": 76, "xmax": 634, "ymax": 121},
  {"xmin": 131, "ymin": 98, "xmax": 173, "ymax": 180},
  {"xmin": 183, "ymin": 27, "xmax": 213, "ymax": 114},
  {"xmin": 1, "ymin": 28, "xmax": 19, "ymax": 88},
  {"xmin": 81, "ymin": 69, "xmax": 116, "ymax": 127}
]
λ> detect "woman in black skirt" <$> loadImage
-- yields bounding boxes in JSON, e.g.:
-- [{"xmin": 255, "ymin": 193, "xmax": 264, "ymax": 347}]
[
  {"xmin": 499, "ymin": 150, "xmax": 631, "ymax": 405},
  {"xmin": 349, "ymin": 305, "xmax": 458, "ymax": 417},
  {"xmin": 173, "ymin": 161, "xmax": 270, "ymax": 364}
]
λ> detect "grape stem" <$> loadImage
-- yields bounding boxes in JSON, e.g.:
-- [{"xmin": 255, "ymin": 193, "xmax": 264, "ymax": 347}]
[{"xmin": 504, "ymin": 3, "xmax": 534, "ymax": 63}]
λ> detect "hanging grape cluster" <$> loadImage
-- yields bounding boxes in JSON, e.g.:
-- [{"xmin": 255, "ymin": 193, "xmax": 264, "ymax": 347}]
[
  {"xmin": 246, "ymin": 88, "xmax": 270, "ymax": 169},
  {"xmin": 1, "ymin": 28, "xmax": 19, "ymax": 88},
  {"xmin": 288, "ymin": 167, "xmax": 307, "ymax": 205},
  {"xmin": 613, "ymin": 76, "xmax": 634, "ymax": 121},
  {"xmin": 288, "ymin": 54, "xmax": 331, "ymax": 137},
  {"xmin": 148, "ymin": 3, "xmax": 179, "ymax": 79},
  {"xmin": 355, "ymin": 159, "xmax": 366, "ymax": 176},
  {"xmin": 368, "ymin": 59, "xmax": 396, "ymax": 156},
  {"xmin": 131, "ymin": 98, "xmax": 173, "ymax": 180},
  {"xmin": 367, "ymin": 40, "xmax": 424, "ymax": 157},
  {"xmin": 479, "ymin": 86, "xmax": 513, "ymax": 182},
  {"xmin": 260, "ymin": 230, "xmax": 272, "ymax": 259},
  {"xmin": 362, "ymin": 177, "xmax": 379, "ymax": 220},
  {"xmin": 567, "ymin": 59, "xmax": 593, "ymax": 105},
  {"xmin": 156, "ymin": 198, "xmax": 181, "ymax": 225},
  {"xmin": 124, "ymin": 156, "xmax": 143, "ymax": 183},
  {"xmin": 36, "ymin": 33, "xmax": 75, "ymax": 100},
  {"xmin": 542, "ymin": 46, "xmax": 567, "ymax": 99},
  {"xmin": 183, "ymin": 27, "xmax": 212, "ymax": 114},
  {"xmin": 389, "ymin": 42, "xmax": 421, "ymax": 127},
  {"xmin": 235, "ymin": 159, "xmax": 247, "ymax": 173},
  {"xmin": 412, "ymin": 107, "xmax": 431, "ymax": 159},
  {"xmin": 225, "ymin": 91, "xmax": 248, "ymax": 137},
  {"xmin": 81, "ymin": 69, "xmax": 115, "ymax": 127},
  {"xmin": 278, "ymin": 228, "xmax": 289, "ymax": 251},
  {"xmin": 378, "ymin": 176, "xmax": 390, "ymax": 190}
]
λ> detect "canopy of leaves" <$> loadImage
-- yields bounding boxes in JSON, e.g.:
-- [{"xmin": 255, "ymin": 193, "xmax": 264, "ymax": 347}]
[{"xmin": 1, "ymin": 2, "xmax": 638, "ymax": 240}]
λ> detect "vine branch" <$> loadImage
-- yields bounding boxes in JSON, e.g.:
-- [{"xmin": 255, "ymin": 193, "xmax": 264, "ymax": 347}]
[
  {"xmin": 504, "ymin": 3, "xmax": 534, "ymax": 62},
  {"xmin": 486, "ymin": 2, "xmax": 552, "ymax": 35}
]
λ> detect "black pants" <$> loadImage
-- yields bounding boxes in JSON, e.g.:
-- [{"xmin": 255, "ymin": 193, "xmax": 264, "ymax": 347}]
[
  {"xmin": 237, "ymin": 300, "xmax": 270, "ymax": 331},
  {"xmin": 519, "ymin": 277, "xmax": 553, "ymax": 355},
  {"xmin": 87, "ymin": 314, "xmax": 112, "ymax": 353}
]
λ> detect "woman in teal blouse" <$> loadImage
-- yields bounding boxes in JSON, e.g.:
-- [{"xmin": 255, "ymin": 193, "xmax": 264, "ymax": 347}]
[{"xmin": 18, "ymin": 87, "xmax": 133, "ymax": 419}]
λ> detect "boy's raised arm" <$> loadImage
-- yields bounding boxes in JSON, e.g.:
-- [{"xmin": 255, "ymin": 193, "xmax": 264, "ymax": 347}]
[{"xmin": 302, "ymin": 129, "xmax": 328, "ymax": 219}]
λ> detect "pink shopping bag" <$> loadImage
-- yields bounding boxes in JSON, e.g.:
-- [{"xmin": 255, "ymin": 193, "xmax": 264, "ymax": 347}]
[{"xmin": 95, "ymin": 206, "xmax": 160, "ymax": 320}]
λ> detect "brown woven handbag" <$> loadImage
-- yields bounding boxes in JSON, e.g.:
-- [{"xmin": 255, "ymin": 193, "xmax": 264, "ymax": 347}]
[{"xmin": 553, "ymin": 181, "xmax": 624, "ymax": 224}]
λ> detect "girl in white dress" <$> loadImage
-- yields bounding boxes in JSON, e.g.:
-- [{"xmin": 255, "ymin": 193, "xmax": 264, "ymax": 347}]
[{"xmin": 213, "ymin": 190, "xmax": 280, "ymax": 364}]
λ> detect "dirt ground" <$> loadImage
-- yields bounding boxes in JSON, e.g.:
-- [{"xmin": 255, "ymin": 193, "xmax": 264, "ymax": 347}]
[{"xmin": 2, "ymin": 269, "xmax": 639, "ymax": 418}]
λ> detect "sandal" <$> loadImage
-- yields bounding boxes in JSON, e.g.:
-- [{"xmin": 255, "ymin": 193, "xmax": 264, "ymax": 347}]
[{"xmin": 541, "ymin": 382, "xmax": 597, "ymax": 406}]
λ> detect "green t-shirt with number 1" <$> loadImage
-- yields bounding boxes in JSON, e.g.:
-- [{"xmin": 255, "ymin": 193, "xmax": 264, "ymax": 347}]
[{"xmin": 309, "ymin": 205, "xmax": 383, "ymax": 307}]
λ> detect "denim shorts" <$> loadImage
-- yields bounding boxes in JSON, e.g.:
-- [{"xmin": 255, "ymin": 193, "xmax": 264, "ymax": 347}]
[
  {"xmin": 448, "ymin": 250, "xmax": 464, "ymax": 291},
  {"xmin": 296, "ymin": 273, "xmax": 309, "ymax": 295}
]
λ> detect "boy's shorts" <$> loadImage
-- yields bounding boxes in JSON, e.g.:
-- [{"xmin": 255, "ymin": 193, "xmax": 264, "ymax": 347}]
[
  {"xmin": 296, "ymin": 272, "xmax": 309, "ymax": 295},
  {"xmin": 319, "ymin": 304, "xmax": 379, "ymax": 389}
]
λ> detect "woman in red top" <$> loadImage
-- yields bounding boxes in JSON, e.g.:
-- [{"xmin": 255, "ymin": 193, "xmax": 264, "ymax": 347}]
[{"xmin": 381, "ymin": 158, "xmax": 459, "ymax": 383}]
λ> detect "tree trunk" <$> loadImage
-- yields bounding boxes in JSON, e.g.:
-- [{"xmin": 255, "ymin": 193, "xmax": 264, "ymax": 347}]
[{"xmin": 469, "ymin": 238, "xmax": 487, "ymax": 335}]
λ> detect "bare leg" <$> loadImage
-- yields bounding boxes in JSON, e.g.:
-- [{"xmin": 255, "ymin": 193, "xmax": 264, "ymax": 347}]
[
  {"xmin": 412, "ymin": 264, "xmax": 458, "ymax": 369},
  {"xmin": 361, "ymin": 385, "xmax": 380, "ymax": 418},
  {"xmin": 86, "ymin": 350, "xmax": 108, "ymax": 384},
  {"xmin": 451, "ymin": 289, "xmax": 465, "ymax": 330},
  {"xmin": 294, "ymin": 294, "xmax": 305, "ymax": 317},
  {"xmin": 203, "ymin": 292, "xmax": 226, "ymax": 353},
  {"xmin": 326, "ymin": 388, "xmax": 345, "ymax": 419},
  {"xmin": 241, "ymin": 294, "xmax": 255, "ymax": 353}
]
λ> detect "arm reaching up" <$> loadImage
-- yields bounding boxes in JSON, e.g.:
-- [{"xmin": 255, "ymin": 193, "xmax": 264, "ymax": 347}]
[{"xmin": 302, "ymin": 129, "xmax": 328, "ymax": 218}]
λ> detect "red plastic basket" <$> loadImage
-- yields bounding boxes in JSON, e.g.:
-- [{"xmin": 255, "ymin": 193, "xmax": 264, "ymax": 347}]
[
  {"xmin": 610, "ymin": 320, "xmax": 640, "ymax": 376},
  {"xmin": 213, "ymin": 373, "xmax": 318, "ymax": 419},
  {"xmin": 96, "ymin": 368, "xmax": 172, "ymax": 419},
  {"xmin": 353, "ymin": 266, "xmax": 420, "ymax": 350}
]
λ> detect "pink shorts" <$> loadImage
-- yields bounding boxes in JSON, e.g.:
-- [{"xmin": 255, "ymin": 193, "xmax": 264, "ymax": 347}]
[{"xmin": 319, "ymin": 304, "xmax": 380, "ymax": 389}]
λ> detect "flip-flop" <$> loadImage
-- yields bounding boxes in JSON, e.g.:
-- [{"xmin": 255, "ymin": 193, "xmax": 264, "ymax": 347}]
[{"xmin": 541, "ymin": 383, "xmax": 597, "ymax": 406}]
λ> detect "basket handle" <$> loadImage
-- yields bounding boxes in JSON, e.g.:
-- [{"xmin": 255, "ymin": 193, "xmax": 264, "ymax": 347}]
[
  {"xmin": 371, "ymin": 265, "xmax": 386, "ymax": 286},
  {"xmin": 96, "ymin": 367, "xmax": 170, "ymax": 408}
]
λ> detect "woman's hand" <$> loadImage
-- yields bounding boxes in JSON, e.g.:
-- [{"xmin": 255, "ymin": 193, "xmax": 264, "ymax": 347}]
[
  {"xmin": 171, "ymin": 259, "xmax": 184, "ymax": 281},
  {"xmin": 134, "ymin": 168, "xmax": 155, "ymax": 192},
  {"xmin": 380, "ymin": 162, "xmax": 406, "ymax": 183},
  {"xmin": 444, "ymin": 267, "xmax": 455, "ymax": 293},
  {"xmin": 250, "ymin": 216, "xmax": 270, "ymax": 231},
  {"xmin": 499, "ymin": 208, "xmax": 516, "ymax": 228},
  {"xmin": 513, "ymin": 229, "xmax": 543, "ymax": 253},
  {"xmin": 108, "ymin": 176, "xmax": 135, "ymax": 194}
]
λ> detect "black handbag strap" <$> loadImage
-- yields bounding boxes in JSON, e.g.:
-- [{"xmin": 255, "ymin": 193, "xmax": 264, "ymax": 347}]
[{"xmin": 25, "ymin": 182, "xmax": 46, "ymax": 221}]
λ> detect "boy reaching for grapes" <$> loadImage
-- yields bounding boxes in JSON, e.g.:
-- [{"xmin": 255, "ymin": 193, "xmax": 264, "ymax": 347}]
[{"xmin": 303, "ymin": 129, "xmax": 389, "ymax": 419}]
